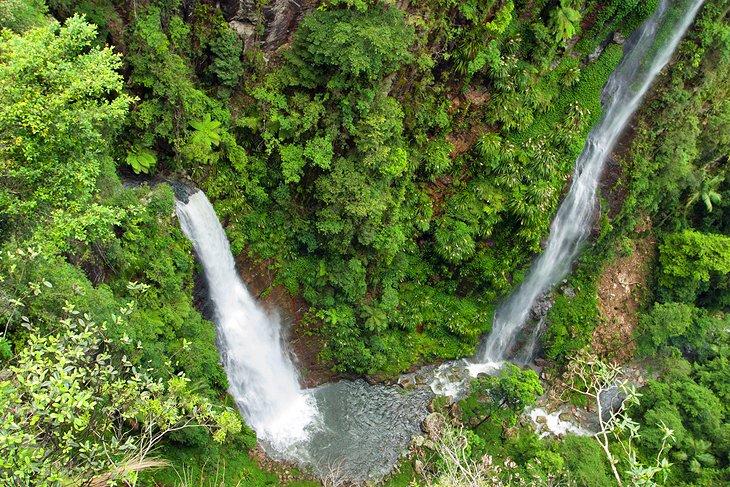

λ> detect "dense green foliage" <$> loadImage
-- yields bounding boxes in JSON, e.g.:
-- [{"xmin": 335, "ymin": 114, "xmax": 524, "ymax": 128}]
[
  {"xmin": 0, "ymin": 14, "xmax": 130, "ymax": 241},
  {"xmin": 0, "ymin": 5, "xmax": 261, "ymax": 484},
  {"xmin": 195, "ymin": 0, "xmax": 641, "ymax": 375},
  {"xmin": 1, "ymin": 305, "xmax": 241, "ymax": 485},
  {"xmin": 657, "ymin": 230, "xmax": 730, "ymax": 305},
  {"xmin": 543, "ymin": 254, "xmax": 601, "ymax": 360},
  {"xmin": 426, "ymin": 2, "xmax": 730, "ymax": 486},
  {"xmin": 2, "ymin": 0, "xmax": 728, "ymax": 485},
  {"xmin": 460, "ymin": 364, "xmax": 543, "ymax": 433},
  {"xmin": 416, "ymin": 367, "xmax": 612, "ymax": 486},
  {"xmin": 633, "ymin": 285, "xmax": 729, "ymax": 484},
  {"xmin": 556, "ymin": 3, "xmax": 730, "ymax": 484}
]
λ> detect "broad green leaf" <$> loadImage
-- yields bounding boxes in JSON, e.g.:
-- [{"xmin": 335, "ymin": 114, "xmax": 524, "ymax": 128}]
[{"xmin": 126, "ymin": 148, "xmax": 157, "ymax": 174}]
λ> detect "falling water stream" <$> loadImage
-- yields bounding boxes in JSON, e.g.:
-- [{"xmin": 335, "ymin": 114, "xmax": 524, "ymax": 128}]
[
  {"xmin": 177, "ymin": 191, "xmax": 431, "ymax": 482},
  {"xmin": 176, "ymin": 193, "xmax": 319, "ymax": 452},
  {"xmin": 479, "ymin": 0, "xmax": 705, "ymax": 363},
  {"xmin": 175, "ymin": 0, "xmax": 703, "ymax": 482}
]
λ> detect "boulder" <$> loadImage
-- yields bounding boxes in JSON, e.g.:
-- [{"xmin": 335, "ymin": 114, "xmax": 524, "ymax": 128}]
[
  {"xmin": 262, "ymin": 0, "xmax": 302, "ymax": 51},
  {"xmin": 422, "ymin": 412, "xmax": 446, "ymax": 440},
  {"xmin": 589, "ymin": 44, "xmax": 604, "ymax": 62},
  {"xmin": 229, "ymin": 20, "xmax": 257, "ymax": 51},
  {"xmin": 398, "ymin": 373, "xmax": 417, "ymax": 390},
  {"xmin": 223, "ymin": 0, "xmax": 304, "ymax": 52},
  {"xmin": 598, "ymin": 386, "xmax": 626, "ymax": 422},
  {"xmin": 449, "ymin": 402, "xmax": 462, "ymax": 422}
]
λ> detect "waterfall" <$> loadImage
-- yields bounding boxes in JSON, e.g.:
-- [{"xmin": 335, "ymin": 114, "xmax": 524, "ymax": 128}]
[
  {"xmin": 176, "ymin": 191, "xmax": 318, "ymax": 451},
  {"xmin": 176, "ymin": 191, "xmax": 431, "ymax": 482},
  {"xmin": 478, "ymin": 0, "xmax": 705, "ymax": 363}
]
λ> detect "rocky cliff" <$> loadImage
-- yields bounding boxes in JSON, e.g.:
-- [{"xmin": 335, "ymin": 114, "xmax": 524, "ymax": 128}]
[{"xmin": 220, "ymin": 0, "xmax": 315, "ymax": 52}]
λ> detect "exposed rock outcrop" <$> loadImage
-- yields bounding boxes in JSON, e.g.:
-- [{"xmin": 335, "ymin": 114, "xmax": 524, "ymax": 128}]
[
  {"xmin": 222, "ymin": 0, "xmax": 310, "ymax": 52},
  {"xmin": 224, "ymin": 0, "xmax": 261, "ymax": 51},
  {"xmin": 234, "ymin": 252, "xmax": 339, "ymax": 388},
  {"xmin": 262, "ymin": 0, "xmax": 302, "ymax": 51},
  {"xmin": 421, "ymin": 412, "xmax": 446, "ymax": 440}
]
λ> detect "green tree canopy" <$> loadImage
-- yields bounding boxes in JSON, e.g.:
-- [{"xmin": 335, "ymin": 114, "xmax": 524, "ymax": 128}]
[
  {"xmin": 0, "ymin": 14, "xmax": 130, "ymax": 240},
  {"xmin": 460, "ymin": 363, "xmax": 543, "ymax": 431},
  {"xmin": 0, "ymin": 312, "xmax": 240, "ymax": 485},
  {"xmin": 286, "ymin": 4, "xmax": 414, "ymax": 87},
  {"xmin": 658, "ymin": 230, "xmax": 730, "ymax": 305}
]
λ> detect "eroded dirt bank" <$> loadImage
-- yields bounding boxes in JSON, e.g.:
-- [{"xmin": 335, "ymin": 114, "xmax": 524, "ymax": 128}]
[{"xmin": 234, "ymin": 253, "xmax": 341, "ymax": 388}]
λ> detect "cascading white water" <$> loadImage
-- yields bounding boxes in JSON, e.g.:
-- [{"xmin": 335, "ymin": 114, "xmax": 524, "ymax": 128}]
[
  {"xmin": 176, "ymin": 190, "xmax": 431, "ymax": 482},
  {"xmin": 176, "ymin": 191, "xmax": 318, "ymax": 451},
  {"xmin": 479, "ymin": 0, "xmax": 705, "ymax": 363}
]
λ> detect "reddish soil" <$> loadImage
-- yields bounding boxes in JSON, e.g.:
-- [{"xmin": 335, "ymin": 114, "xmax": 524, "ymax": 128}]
[
  {"xmin": 446, "ymin": 87, "xmax": 490, "ymax": 154},
  {"xmin": 235, "ymin": 253, "xmax": 340, "ymax": 387},
  {"xmin": 463, "ymin": 88, "xmax": 490, "ymax": 106},
  {"xmin": 592, "ymin": 227, "xmax": 655, "ymax": 362},
  {"xmin": 446, "ymin": 121, "xmax": 486, "ymax": 159}
]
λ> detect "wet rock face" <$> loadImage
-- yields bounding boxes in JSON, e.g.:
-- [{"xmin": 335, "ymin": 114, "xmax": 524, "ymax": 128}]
[
  {"xmin": 262, "ymin": 0, "xmax": 301, "ymax": 51},
  {"xmin": 218, "ymin": 0, "xmax": 247, "ymax": 19},
  {"xmin": 397, "ymin": 364, "xmax": 440, "ymax": 391},
  {"xmin": 229, "ymin": 20, "xmax": 257, "ymax": 51},
  {"xmin": 170, "ymin": 181, "xmax": 198, "ymax": 204},
  {"xmin": 598, "ymin": 386, "xmax": 626, "ymax": 422},
  {"xmin": 530, "ymin": 292, "xmax": 555, "ymax": 322},
  {"xmin": 222, "ymin": 0, "xmax": 306, "ymax": 52},
  {"xmin": 503, "ymin": 292, "xmax": 555, "ymax": 362},
  {"xmin": 224, "ymin": 0, "xmax": 260, "ymax": 51}
]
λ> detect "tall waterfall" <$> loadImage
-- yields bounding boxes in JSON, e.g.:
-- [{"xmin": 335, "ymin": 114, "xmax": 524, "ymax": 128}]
[
  {"xmin": 177, "ymin": 191, "xmax": 431, "ymax": 482},
  {"xmin": 479, "ymin": 0, "xmax": 705, "ymax": 363},
  {"xmin": 176, "ymin": 192, "xmax": 317, "ymax": 451}
]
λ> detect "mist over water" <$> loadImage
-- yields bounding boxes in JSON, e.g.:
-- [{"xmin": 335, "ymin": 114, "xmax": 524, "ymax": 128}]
[
  {"xmin": 478, "ymin": 0, "xmax": 705, "ymax": 363},
  {"xmin": 176, "ymin": 192, "xmax": 318, "ymax": 452}
]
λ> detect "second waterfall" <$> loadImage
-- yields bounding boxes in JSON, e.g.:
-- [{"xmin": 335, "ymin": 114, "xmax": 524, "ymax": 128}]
[{"xmin": 478, "ymin": 0, "xmax": 705, "ymax": 363}]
